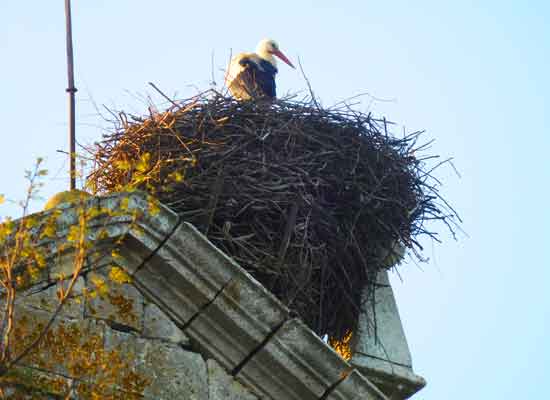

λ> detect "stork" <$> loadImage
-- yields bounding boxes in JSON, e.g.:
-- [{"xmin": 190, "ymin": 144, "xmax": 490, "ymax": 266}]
[{"xmin": 225, "ymin": 39, "xmax": 295, "ymax": 100}]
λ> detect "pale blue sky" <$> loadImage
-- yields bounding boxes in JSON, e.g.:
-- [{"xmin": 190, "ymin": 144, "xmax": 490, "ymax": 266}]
[{"xmin": 1, "ymin": 1, "xmax": 549, "ymax": 398}]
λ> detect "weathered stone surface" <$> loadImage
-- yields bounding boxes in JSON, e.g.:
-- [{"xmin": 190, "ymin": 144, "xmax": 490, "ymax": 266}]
[
  {"xmin": 50, "ymin": 191, "xmax": 179, "ymax": 239},
  {"xmin": 96, "ymin": 192, "xmax": 182, "ymax": 276},
  {"xmin": 44, "ymin": 191, "xmax": 181, "ymax": 277},
  {"xmin": 97, "ymin": 192, "xmax": 181, "ymax": 274},
  {"xmin": 103, "ymin": 324, "xmax": 141, "ymax": 356},
  {"xmin": 52, "ymin": 249, "xmax": 106, "ymax": 281},
  {"xmin": 351, "ymin": 271, "xmax": 425, "ymax": 399},
  {"xmin": 327, "ymin": 370, "xmax": 388, "ymax": 400},
  {"xmin": 9, "ymin": 366, "xmax": 77, "ymax": 399},
  {"xmin": 350, "ymin": 366, "xmax": 426, "ymax": 400},
  {"xmin": 20, "ymin": 277, "xmax": 84, "ymax": 319},
  {"xmin": 103, "ymin": 327, "xmax": 208, "ymax": 399},
  {"xmin": 11, "ymin": 303, "xmax": 54, "ymax": 338},
  {"xmin": 208, "ymin": 359, "xmax": 258, "ymax": 400},
  {"xmin": 237, "ymin": 318, "xmax": 350, "ymax": 400},
  {"xmin": 353, "ymin": 272, "xmax": 413, "ymax": 367},
  {"xmin": 187, "ymin": 271, "xmax": 288, "ymax": 371},
  {"xmin": 143, "ymin": 302, "xmax": 190, "ymax": 346},
  {"xmin": 101, "ymin": 191, "xmax": 179, "ymax": 232},
  {"xmin": 5, "ymin": 193, "xmax": 412, "ymax": 400},
  {"xmin": 12, "ymin": 361, "xmax": 145, "ymax": 399},
  {"xmin": 139, "ymin": 340, "xmax": 208, "ymax": 400},
  {"xmin": 132, "ymin": 222, "xmax": 236, "ymax": 328},
  {"xmin": 86, "ymin": 272, "xmax": 144, "ymax": 331},
  {"xmin": 13, "ymin": 310, "xmax": 106, "ymax": 379}
]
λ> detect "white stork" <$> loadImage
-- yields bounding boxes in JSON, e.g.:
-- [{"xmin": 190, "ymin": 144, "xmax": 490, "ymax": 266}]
[{"xmin": 225, "ymin": 39, "xmax": 295, "ymax": 100}]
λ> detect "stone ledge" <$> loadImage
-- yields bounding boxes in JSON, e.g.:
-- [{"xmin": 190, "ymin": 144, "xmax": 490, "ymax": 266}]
[
  {"xmin": 326, "ymin": 370, "xmax": 388, "ymax": 400},
  {"xmin": 237, "ymin": 318, "xmax": 352, "ymax": 400},
  {"xmin": 132, "ymin": 222, "xmax": 238, "ymax": 328},
  {"xmin": 28, "ymin": 191, "xmax": 181, "ymax": 287},
  {"xmin": 351, "ymin": 359, "xmax": 426, "ymax": 400},
  {"xmin": 186, "ymin": 266, "xmax": 289, "ymax": 372},
  {"xmin": 44, "ymin": 191, "xmax": 179, "ymax": 248},
  {"xmin": 351, "ymin": 271, "xmax": 426, "ymax": 399},
  {"xmin": 22, "ymin": 192, "xmax": 393, "ymax": 400}
]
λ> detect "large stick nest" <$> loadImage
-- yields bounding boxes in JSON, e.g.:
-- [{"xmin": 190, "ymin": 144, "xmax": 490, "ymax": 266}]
[{"xmin": 89, "ymin": 90, "xmax": 459, "ymax": 341}]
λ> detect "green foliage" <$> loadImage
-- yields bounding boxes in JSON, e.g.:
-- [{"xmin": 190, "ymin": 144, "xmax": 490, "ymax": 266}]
[{"xmin": 0, "ymin": 157, "xmax": 172, "ymax": 398}]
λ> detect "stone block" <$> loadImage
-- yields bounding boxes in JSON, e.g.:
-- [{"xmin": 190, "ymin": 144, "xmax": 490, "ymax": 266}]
[
  {"xmin": 326, "ymin": 370, "xmax": 388, "ymax": 400},
  {"xmin": 20, "ymin": 277, "xmax": 84, "ymax": 319},
  {"xmin": 11, "ymin": 311, "xmax": 106, "ymax": 379},
  {"xmin": 237, "ymin": 318, "xmax": 350, "ymax": 400},
  {"xmin": 102, "ymin": 325, "xmax": 207, "ymax": 399},
  {"xmin": 139, "ymin": 340, "xmax": 208, "ymax": 400},
  {"xmin": 351, "ymin": 271, "xmax": 426, "ymax": 399},
  {"xmin": 132, "ymin": 222, "xmax": 236, "ymax": 327},
  {"xmin": 208, "ymin": 359, "xmax": 258, "ymax": 400},
  {"xmin": 43, "ymin": 191, "xmax": 181, "ymax": 278},
  {"xmin": 85, "ymin": 272, "xmax": 144, "ymax": 331},
  {"xmin": 103, "ymin": 324, "xmax": 141, "ymax": 357},
  {"xmin": 8, "ymin": 366, "xmax": 75, "ymax": 399},
  {"xmin": 143, "ymin": 302, "xmax": 190, "ymax": 346},
  {"xmin": 186, "ymin": 271, "xmax": 288, "ymax": 371},
  {"xmin": 352, "ymin": 272, "xmax": 413, "ymax": 367}
]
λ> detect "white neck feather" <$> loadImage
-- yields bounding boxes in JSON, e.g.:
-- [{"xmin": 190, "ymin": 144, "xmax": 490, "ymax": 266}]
[{"xmin": 256, "ymin": 48, "xmax": 276, "ymax": 67}]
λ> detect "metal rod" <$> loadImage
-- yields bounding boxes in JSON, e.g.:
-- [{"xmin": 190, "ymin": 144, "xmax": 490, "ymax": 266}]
[{"xmin": 64, "ymin": 0, "xmax": 77, "ymax": 190}]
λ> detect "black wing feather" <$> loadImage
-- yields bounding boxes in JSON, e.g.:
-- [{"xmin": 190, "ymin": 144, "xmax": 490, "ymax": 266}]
[{"xmin": 236, "ymin": 57, "xmax": 277, "ymax": 99}]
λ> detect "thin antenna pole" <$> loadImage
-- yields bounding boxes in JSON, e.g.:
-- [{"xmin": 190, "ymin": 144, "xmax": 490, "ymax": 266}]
[{"xmin": 64, "ymin": 0, "xmax": 77, "ymax": 190}]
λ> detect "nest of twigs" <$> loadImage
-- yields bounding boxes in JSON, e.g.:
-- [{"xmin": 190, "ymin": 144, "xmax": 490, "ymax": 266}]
[{"xmin": 89, "ymin": 90, "xmax": 458, "ymax": 341}]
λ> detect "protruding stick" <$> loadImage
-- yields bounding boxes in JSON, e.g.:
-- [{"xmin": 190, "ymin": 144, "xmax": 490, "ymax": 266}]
[{"xmin": 65, "ymin": 0, "xmax": 77, "ymax": 190}]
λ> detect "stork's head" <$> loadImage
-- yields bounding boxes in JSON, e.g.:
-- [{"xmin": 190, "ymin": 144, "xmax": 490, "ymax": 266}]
[{"xmin": 256, "ymin": 39, "xmax": 295, "ymax": 69}]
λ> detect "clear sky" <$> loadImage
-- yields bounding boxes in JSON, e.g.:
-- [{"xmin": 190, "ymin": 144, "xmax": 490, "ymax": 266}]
[{"xmin": 2, "ymin": 1, "xmax": 549, "ymax": 398}]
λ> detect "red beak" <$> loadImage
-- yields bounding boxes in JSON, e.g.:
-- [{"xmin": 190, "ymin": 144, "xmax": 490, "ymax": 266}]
[{"xmin": 272, "ymin": 49, "xmax": 295, "ymax": 69}]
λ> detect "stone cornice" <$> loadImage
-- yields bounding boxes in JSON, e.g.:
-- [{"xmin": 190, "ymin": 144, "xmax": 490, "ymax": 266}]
[{"xmin": 32, "ymin": 192, "xmax": 388, "ymax": 400}]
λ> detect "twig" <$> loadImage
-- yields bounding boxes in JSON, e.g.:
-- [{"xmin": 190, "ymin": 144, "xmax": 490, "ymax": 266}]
[
  {"xmin": 297, "ymin": 57, "xmax": 320, "ymax": 110},
  {"xmin": 148, "ymin": 82, "xmax": 181, "ymax": 109}
]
